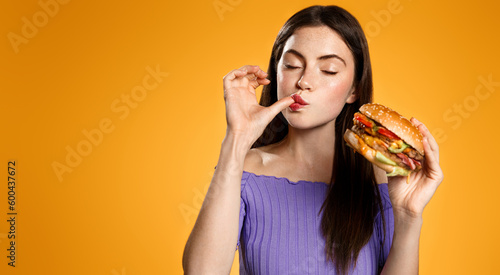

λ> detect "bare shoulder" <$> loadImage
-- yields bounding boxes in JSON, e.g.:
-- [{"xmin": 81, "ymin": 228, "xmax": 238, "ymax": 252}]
[
  {"xmin": 243, "ymin": 148, "xmax": 263, "ymax": 173},
  {"xmin": 243, "ymin": 143, "xmax": 281, "ymax": 175}
]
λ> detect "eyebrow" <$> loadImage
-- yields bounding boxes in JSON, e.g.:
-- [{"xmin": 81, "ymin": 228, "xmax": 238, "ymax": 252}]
[{"xmin": 284, "ymin": 49, "xmax": 347, "ymax": 66}]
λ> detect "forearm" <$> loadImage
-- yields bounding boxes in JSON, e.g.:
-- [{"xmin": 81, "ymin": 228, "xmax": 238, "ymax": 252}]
[
  {"xmin": 380, "ymin": 211, "xmax": 423, "ymax": 275},
  {"xmin": 182, "ymin": 133, "xmax": 251, "ymax": 274}
]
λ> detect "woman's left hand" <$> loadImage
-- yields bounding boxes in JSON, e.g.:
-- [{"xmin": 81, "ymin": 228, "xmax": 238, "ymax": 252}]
[{"xmin": 387, "ymin": 117, "xmax": 444, "ymax": 218}]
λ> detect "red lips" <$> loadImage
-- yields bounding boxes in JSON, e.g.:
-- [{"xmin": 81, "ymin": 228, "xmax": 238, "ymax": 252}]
[{"xmin": 290, "ymin": 94, "xmax": 309, "ymax": 111}]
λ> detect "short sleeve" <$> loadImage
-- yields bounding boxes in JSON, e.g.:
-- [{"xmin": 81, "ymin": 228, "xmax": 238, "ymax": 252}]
[
  {"xmin": 236, "ymin": 171, "xmax": 250, "ymax": 250},
  {"xmin": 375, "ymin": 184, "xmax": 395, "ymax": 269}
]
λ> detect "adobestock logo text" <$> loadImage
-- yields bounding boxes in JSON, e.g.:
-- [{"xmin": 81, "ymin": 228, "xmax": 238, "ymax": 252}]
[
  {"xmin": 364, "ymin": 0, "xmax": 412, "ymax": 42},
  {"xmin": 432, "ymin": 74, "xmax": 499, "ymax": 144},
  {"xmin": 52, "ymin": 65, "xmax": 169, "ymax": 182},
  {"xmin": 8, "ymin": 0, "xmax": 71, "ymax": 54}
]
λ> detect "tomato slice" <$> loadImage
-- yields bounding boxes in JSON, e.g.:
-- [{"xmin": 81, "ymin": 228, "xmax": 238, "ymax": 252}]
[
  {"xmin": 354, "ymin": 113, "xmax": 373, "ymax": 128},
  {"xmin": 377, "ymin": 127, "xmax": 401, "ymax": 140}
]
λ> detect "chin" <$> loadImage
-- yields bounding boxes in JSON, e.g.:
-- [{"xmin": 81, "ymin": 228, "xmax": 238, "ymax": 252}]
[{"xmin": 283, "ymin": 111, "xmax": 336, "ymax": 130}]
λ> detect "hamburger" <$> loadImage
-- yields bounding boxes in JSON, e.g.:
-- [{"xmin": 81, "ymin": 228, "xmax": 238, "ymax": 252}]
[{"xmin": 344, "ymin": 103, "xmax": 424, "ymax": 178}]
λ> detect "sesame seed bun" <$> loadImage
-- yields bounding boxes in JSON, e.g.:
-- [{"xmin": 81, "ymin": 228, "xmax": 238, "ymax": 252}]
[{"xmin": 359, "ymin": 103, "xmax": 424, "ymax": 156}]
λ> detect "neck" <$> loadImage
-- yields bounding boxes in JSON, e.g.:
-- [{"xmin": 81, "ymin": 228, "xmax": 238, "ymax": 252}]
[{"xmin": 279, "ymin": 120, "xmax": 336, "ymax": 169}]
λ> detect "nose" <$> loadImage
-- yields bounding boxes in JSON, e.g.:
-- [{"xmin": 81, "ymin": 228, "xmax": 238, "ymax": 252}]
[{"xmin": 297, "ymin": 68, "xmax": 314, "ymax": 90}]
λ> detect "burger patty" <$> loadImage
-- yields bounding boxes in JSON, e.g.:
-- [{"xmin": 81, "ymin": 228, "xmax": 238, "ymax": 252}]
[
  {"xmin": 353, "ymin": 119, "xmax": 424, "ymax": 161},
  {"xmin": 403, "ymin": 144, "xmax": 423, "ymax": 161},
  {"xmin": 351, "ymin": 125, "xmax": 422, "ymax": 170}
]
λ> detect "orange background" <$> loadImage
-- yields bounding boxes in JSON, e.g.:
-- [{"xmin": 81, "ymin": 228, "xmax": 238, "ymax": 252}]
[{"xmin": 1, "ymin": 0, "xmax": 499, "ymax": 274}]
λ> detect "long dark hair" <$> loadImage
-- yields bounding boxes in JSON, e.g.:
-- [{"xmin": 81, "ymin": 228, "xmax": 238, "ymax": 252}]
[{"xmin": 252, "ymin": 5, "xmax": 386, "ymax": 274}]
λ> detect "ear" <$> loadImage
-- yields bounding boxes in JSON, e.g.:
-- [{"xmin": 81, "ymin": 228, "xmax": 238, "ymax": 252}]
[{"xmin": 346, "ymin": 86, "xmax": 358, "ymax": 104}]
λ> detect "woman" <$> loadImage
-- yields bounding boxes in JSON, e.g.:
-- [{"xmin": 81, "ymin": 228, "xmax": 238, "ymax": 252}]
[{"xmin": 183, "ymin": 5, "xmax": 443, "ymax": 275}]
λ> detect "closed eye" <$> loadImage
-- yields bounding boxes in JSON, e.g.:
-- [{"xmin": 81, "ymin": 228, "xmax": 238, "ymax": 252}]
[
  {"xmin": 322, "ymin": 70, "xmax": 338, "ymax": 75},
  {"xmin": 284, "ymin": 64, "xmax": 301, "ymax": 69}
]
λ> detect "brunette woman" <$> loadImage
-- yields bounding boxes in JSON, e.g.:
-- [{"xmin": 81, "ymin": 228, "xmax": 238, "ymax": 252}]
[{"xmin": 183, "ymin": 5, "xmax": 443, "ymax": 274}]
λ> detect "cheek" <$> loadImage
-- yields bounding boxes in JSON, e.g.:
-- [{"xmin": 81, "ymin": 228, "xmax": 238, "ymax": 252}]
[
  {"xmin": 324, "ymin": 76, "xmax": 354, "ymax": 100},
  {"xmin": 317, "ymin": 76, "xmax": 355, "ymax": 112},
  {"xmin": 276, "ymin": 71, "xmax": 294, "ymax": 98}
]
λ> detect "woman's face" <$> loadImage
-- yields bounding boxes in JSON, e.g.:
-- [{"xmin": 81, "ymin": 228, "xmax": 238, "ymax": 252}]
[{"xmin": 277, "ymin": 25, "xmax": 357, "ymax": 129}]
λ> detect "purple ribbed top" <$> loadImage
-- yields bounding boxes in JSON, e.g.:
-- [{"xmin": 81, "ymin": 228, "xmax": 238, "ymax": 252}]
[{"xmin": 237, "ymin": 171, "xmax": 394, "ymax": 275}]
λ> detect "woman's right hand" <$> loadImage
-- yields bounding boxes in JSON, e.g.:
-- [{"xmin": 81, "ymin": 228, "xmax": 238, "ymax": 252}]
[{"xmin": 223, "ymin": 65, "xmax": 294, "ymax": 147}]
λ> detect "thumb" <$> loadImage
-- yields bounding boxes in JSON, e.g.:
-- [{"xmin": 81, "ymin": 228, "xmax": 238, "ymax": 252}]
[{"xmin": 263, "ymin": 96, "xmax": 294, "ymax": 120}]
